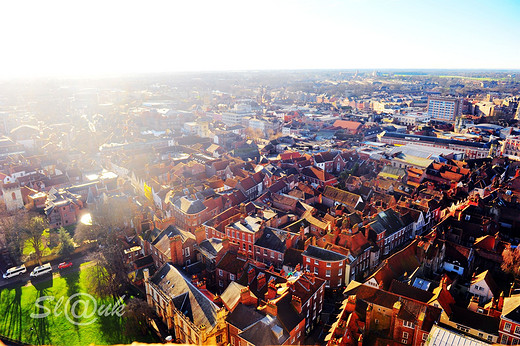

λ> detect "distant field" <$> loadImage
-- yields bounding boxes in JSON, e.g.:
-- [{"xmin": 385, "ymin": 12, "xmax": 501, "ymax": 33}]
[
  {"xmin": 0, "ymin": 263, "xmax": 158, "ymax": 346},
  {"xmin": 437, "ymin": 75, "xmax": 508, "ymax": 81}
]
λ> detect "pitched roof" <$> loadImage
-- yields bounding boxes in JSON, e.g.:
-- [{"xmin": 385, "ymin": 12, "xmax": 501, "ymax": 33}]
[
  {"xmin": 301, "ymin": 167, "xmax": 336, "ymax": 183},
  {"xmin": 220, "ymin": 282, "xmax": 257, "ymax": 312},
  {"xmin": 226, "ymin": 303, "xmax": 264, "ymax": 331},
  {"xmin": 471, "ymin": 270, "xmax": 500, "ymax": 298},
  {"xmin": 173, "ymin": 196, "xmax": 207, "ymax": 214},
  {"xmin": 238, "ymin": 315, "xmax": 290, "ymax": 346},
  {"xmin": 367, "ymin": 240, "xmax": 420, "ymax": 290},
  {"xmin": 302, "ymin": 245, "xmax": 346, "ymax": 262},
  {"xmin": 216, "ymin": 252, "xmax": 247, "ymax": 274},
  {"xmin": 322, "ymin": 186, "xmax": 362, "ymax": 208},
  {"xmin": 150, "ymin": 263, "xmax": 220, "ymax": 328},
  {"xmin": 502, "ymin": 294, "xmax": 520, "ymax": 323},
  {"xmin": 254, "ymin": 228, "xmax": 288, "ymax": 253}
]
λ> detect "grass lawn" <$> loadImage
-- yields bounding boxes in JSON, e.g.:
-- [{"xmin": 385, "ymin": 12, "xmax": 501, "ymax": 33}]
[{"xmin": 0, "ymin": 264, "xmax": 159, "ymax": 345}]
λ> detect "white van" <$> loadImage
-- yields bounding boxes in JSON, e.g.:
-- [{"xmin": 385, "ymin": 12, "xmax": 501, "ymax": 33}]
[
  {"xmin": 2, "ymin": 264, "xmax": 27, "ymax": 279},
  {"xmin": 30, "ymin": 263, "xmax": 52, "ymax": 277}
]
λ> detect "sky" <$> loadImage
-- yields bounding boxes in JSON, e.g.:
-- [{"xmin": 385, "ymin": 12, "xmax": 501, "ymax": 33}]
[{"xmin": 0, "ymin": 0, "xmax": 519, "ymax": 78}]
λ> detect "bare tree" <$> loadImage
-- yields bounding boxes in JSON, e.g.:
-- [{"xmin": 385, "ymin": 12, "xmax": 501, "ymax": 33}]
[
  {"xmin": 123, "ymin": 298, "xmax": 155, "ymax": 336},
  {"xmin": 78, "ymin": 197, "xmax": 134, "ymax": 298},
  {"xmin": 22, "ymin": 215, "xmax": 49, "ymax": 266}
]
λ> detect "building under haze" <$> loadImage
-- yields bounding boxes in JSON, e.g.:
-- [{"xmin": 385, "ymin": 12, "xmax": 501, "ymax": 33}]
[{"xmin": 427, "ymin": 96, "xmax": 463, "ymax": 122}]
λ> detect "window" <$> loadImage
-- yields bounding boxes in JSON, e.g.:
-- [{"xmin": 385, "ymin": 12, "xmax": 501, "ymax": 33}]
[
  {"xmin": 219, "ymin": 280, "xmax": 223, "ymax": 287},
  {"xmin": 230, "ymin": 274, "xmax": 235, "ymax": 281},
  {"xmin": 216, "ymin": 335, "xmax": 222, "ymax": 344},
  {"xmin": 248, "ymin": 245, "xmax": 252, "ymax": 252},
  {"xmin": 218, "ymin": 269, "xmax": 223, "ymax": 276},
  {"xmin": 264, "ymin": 249, "xmax": 268, "ymax": 256},
  {"xmin": 242, "ymin": 243, "xmax": 246, "ymax": 250},
  {"xmin": 478, "ymin": 333, "xmax": 483, "ymax": 338},
  {"xmin": 306, "ymin": 257, "xmax": 310, "ymax": 263},
  {"xmin": 505, "ymin": 322, "xmax": 512, "ymax": 332},
  {"xmin": 326, "ymin": 270, "xmax": 331, "ymax": 277},
  {"xmin": 375, "ymin": 319, "xmax": 379, "ymax": 325},
  {"xmin": 401, "ymin": 340, "xmax": 407, "ymax": 344},
  {"xmin": 185, "ymin": 247, "xmax": 190, "ymax": 257},
  {"xmin": 515, "ymin": 326, "xmax": 520, "ymax": 335},
  {"xmin": 422, "ymin": 334, "xmax": 427, "ymax": 341},
  {"xmin": 513, "ymin": 338, "xmax": 519, "ymax": 345},
  {"xmin": 403, "ymin": 321, "xmax": 414, "ymax": 328},
  {"xmin": 278, "ymin": 253, "xmax": 282, "ymax": 260},
  {"xmin": 314, "ymin": 260, "xmax": 318, "ymax": 265},
  {"xmin": 256, "ymin": 248, "xmax": 260, "ymax": 254},
  {"xmin": 338, "ymin": 268, "xmax": 342, "ymax": 276},
  {"xmin": 270, "ymin": 252, "xmax": 274, "ymax": 259},
  {"xmin": 326, "ymin": 262, "xmax": 331, "ymax": 267},
  {"xmin": 403, "ymin": 332, "xmax": 409, "ymax": 339},
  {"xmin": 314, "ymin": 267, "xmax": 319, "ymax": 275},
  {"xmin": 248, "ymin": 234, "xmax": 251, "ymax": 242},
  {"xmin": 231, "ymin": 337, "xmax": 235, "ymax": 345}
]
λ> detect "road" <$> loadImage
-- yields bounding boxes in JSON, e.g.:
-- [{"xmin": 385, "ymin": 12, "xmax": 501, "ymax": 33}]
[{"xmin": 0, "ymin": 252, "xmax": 93, "ymax": 290}]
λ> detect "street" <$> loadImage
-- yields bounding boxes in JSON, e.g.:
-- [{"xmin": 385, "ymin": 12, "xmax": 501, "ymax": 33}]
[{"xmin": 0, "ymin": 252, "xmax": 93, "ymax": 290}]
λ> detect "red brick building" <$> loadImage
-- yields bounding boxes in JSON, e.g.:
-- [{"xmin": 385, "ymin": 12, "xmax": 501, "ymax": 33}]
[
  {"xmin": 302, "ymin": 245, "xmax": 347, "ymax": 288},
  {"xmin": 44, "ymin": 190, "xmax": 83, "ymax": 228},
  {"xmin": 499, "ymin": 294, "xmax": 520, "ymax": 344}
]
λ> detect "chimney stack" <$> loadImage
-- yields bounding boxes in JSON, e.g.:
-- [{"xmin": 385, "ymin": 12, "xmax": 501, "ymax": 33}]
[
  {"xmin": 257, "ymin": 272, "xmax": 267, "ymax": 289},
  {"xmin": 291, "ymin": 295, "xmax": 302, "ymax": 313},
  {"xmin": 247, "ymin": 267, "xmax": 255, "ymax": 284}
]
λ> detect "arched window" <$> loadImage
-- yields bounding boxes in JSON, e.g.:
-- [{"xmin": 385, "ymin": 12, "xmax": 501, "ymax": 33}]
[{"xmin": 11, "ymin": 192, "xmax": 16, "ymax": 200}]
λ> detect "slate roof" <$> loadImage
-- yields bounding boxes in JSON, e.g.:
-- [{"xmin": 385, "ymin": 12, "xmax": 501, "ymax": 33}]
[
  {"xmin": 150, "ymin": 263, "xmax": 220, "ymax": 328},
  {"xmin": 388, "ymin": 279, "xmax": 434, "ymax": 303},
  {"xmin": 197, "ymin": 238, "xmax": 224, "ymax": 259},
  {"xmin": 450, "ymin": 305, "xmax": 500, "ymax": 335},
  {"xmin": 173, "ymin": 196, "xmax": 207, "ymax": 214},
  {"xmin": 238, "ymin": 315, "xmax": 290, "ymax": 346},
  {"xmin": 369, "ymin": 208, "xmax": 405, "ymax": 236},
  {"xmin": 254, "ymin": 227, "xmax": 288, "ymax": 253},
  {"xmin": 227, "ymin": 303, "xmax": 265, "ymax": 331},
  {"xmin": 303, "ymin": 245, "xmax": 346, "ymax": 262}
]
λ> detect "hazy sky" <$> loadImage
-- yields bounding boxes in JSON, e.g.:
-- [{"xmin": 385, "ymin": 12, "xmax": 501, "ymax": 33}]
[{"xmin": 1, "ymin": 0, "xmax": 519, "ymax": 78}]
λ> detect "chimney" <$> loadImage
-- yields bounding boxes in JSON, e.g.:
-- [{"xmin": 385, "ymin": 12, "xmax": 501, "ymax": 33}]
[
  {"xmin": 197, "ymin": 280, "xmax": 207, "ymax": 291},
  {"xmin": 391, "ymin": 300, "xmax": 401, "ymax": 332},
  {"xmin": 169, "ymin": 235, "xmax": 183, "ymax": 265},
  {"xmin": 299, "ymin": 225, "xmax": 305, "ymax": 241},
  {"xmin": 264, "ymin": 301, "xmax": 278, "ymax": 316},
  {"xmin": 291, "ymin": 295, "xmax": 302, "ymax": 313},
  {"xmin": 194, "ymin": 227, "xmax": 205, "ymax": 244},
  {"xmin": 365, "ymin": 304, "xmax": 373, "ymax": 331},
  {"xmin": 265, "ymin": 280, "xmax": 277, "ymax": 300},
  {"xmin": 143, "ymin": 268, "xmax": 150, "ymax": 282},
  {"xmin": 258, "ymin": 272, "xmax": 267, "ymax": 289},
  {"xmin": 191, "ymin": 274, "xmax": 199, "ymax": 285},
  {"xmin": 498, "ymin": 292, "xmax": 505, "ymax": 311},
  {"xmin": 221, "ymin": 237, "xmax": 230, "ymax": 252},
  {"xmin": 346, "ymin": 295, "xmax": 356, "ymax": 312},
  {"xmin": 441, "ymin": 275, "xmax": 448, "ymax": 291},
  {"xmin": 247, "ymin": 267, "xmax": 255, "ymax": 284},
  {"xmin": 240, "ymin": 287, "xmax": 256, "ymax": 306},
  {"xmin": 468, "ymin": 296, "xmax": 479, "ymax": 312},
  {"xmin": 357, "ymin": 334, "xmax": 363, "ymax": 346}
]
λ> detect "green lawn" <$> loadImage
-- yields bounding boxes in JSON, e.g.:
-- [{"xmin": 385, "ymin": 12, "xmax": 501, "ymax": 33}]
[{"xmin": 0, "ymin": 264, "xmax": 158, "ymax": 345}]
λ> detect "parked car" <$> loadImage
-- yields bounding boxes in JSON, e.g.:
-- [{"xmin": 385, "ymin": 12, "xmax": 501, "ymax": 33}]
[
  {"xmin": 30, "ymin": 263, "xmax": 52, "ymax": 277},
  {"xmin": 2, "ymin": 264, "xmax": 26, "ymax": 279},
  {"xmin": 58, "ymin": 262, "xmax": 73, "ymax": 270}
]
